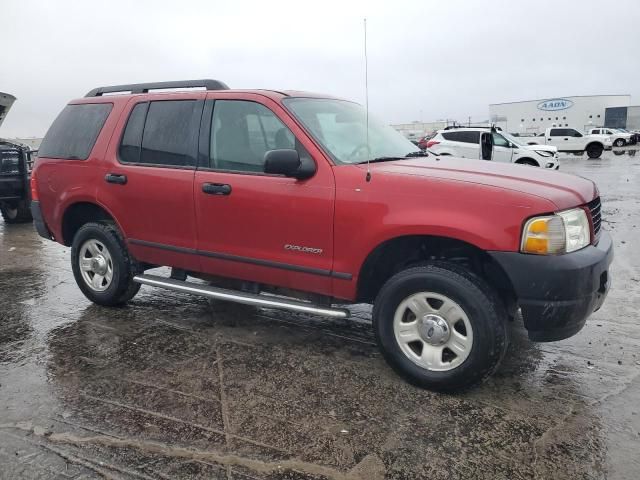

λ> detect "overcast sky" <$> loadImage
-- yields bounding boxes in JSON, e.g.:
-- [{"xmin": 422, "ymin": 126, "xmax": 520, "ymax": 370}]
[{"xmin": 2, "ymin": 0, "xmax": 639, "ymax": 137}]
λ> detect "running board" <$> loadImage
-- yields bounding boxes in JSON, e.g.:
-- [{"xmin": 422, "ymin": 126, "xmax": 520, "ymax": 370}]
[{"xmin": 133, "ymin": 274, "xmax": 350, "ymax": 319}]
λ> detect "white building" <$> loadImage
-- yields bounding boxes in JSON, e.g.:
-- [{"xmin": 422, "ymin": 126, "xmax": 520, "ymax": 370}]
[{"xmin": 490, "ymin": 95, "xmax": 632, "ymax": 134}]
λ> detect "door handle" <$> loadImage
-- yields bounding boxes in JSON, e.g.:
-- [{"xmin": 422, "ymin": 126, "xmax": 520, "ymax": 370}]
[
  {"xmin": 105, "ymin": 173, "xmax": 127, "ymax": 185},
  {"xmin": 202, "ymin": 183, "xmax": 232, "ymax": 195}
]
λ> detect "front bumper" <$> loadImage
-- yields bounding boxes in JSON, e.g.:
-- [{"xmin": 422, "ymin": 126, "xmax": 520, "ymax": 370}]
[
  {"xmin": 0, "ymin": 176, "xmax": 24, "ymax": 200},
  {"xmin": 489, "ymin": 231, "xmax": 613, "ymax": 341}
]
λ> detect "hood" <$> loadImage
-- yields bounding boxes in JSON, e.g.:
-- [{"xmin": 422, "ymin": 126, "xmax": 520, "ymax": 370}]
[
  {"xmin": 522, "ymin": 143, "xmax": 557, "ymax": 153},
  {"xmin": 0, "ymin": 92, "xmax": 17, "ymax": 130},
  {"xmin": 368, "ymin": 156, "xmax": 596, "ymax": 210}
]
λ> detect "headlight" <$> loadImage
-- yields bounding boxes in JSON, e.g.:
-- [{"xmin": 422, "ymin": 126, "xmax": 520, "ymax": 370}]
[
  {"xmin": 534, "ymin": 150, "xmax": 553, "ymax": 157},
  {"xmin": 521, "ymin": 208, "xmax": 590, "ymax": 255}
]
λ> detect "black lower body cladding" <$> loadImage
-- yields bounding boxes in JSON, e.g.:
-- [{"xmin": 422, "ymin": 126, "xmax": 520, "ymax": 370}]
[
  {"xmin": 30, "ymin": 200, "xmax": 52, "ymax": 239},
  {"xmin": 489, "ymin": 232, "xmax": 613, "ymax": 342}
]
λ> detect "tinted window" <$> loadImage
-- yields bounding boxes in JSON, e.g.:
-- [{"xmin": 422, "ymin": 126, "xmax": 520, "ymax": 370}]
[
  {"xmin": 139, "ymin": 100, "xmax": 199, "ymax": 167},
  {"xmin": 441, "ymin": 131, "xmax": 480, "ymax": 143},
  {"xmin": 550, "ymin": 128, "xmax": 569, "ymax": 136},
  {"xmin": 39, "ymin": 103, "xmax": 112, "ymax": 160},
  {"xmin": 492, "ymin": 133, "xmax": 510, "ymax": 147},
  {"xmin": 210, "ymin": 100, "xmax": 297, "ymax": 172},
  {"xmin": 119, "ymin": 102, "xmax": 148, "ymax": 164}
]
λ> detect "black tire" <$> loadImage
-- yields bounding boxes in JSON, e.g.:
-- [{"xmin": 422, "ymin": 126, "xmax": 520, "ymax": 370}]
[
  {"xmin": 373, "ymin": 262, "xmax": 508, "ymax": 392},
  {"xmin": 515, "ymin": 158, "xmax": 538, "ymax": 167},
  {"xmin": 71, "ymin": 222, "xmax": 140, "ymax": 306},
  {"xmin": 586, "ymin": 144, "xmax": 603, "ymax": 159},
  {"xmin": 614, "ymin": 138, "xmax": 625, "ymax": 147},
  {"xmin": 1, "ymin": 200, "xmax": 33, "ymax": 224}
]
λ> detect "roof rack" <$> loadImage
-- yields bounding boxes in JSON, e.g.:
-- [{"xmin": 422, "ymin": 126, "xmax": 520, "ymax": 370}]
[
  {"xmin": 444, "ymin": 124, "xmax": 502, "ymax": 131},
  {"xmin": 85, "ymin": 79, "xmax": 229, "ymax": 97}
]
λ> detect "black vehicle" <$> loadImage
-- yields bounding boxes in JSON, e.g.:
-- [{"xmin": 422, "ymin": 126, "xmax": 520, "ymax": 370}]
[{"xmin": 0, "ymin": 140, "xmax": 34, "ymax": 223}]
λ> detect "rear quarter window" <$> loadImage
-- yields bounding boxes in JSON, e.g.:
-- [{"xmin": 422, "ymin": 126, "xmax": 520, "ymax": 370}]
[{"xmin": 39, "ymin": 103, "xmax": 112, "ymax": 160}]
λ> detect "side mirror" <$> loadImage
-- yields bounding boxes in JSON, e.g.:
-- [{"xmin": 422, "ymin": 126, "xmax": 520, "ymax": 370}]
[
  {"xmin": 264, "ymin": 149, "xmax": 315, "ymax": 180},
  {"xmin": 574, "ymin": 132, "xmax": 582, "ymax": 137}
]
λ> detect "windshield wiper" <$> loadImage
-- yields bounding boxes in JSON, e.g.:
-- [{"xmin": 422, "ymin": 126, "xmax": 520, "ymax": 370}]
[
  {"xmin": 356, "ymin": 152, "xmax": 429, "ymax": 164},
  {"xmin": 355, "ymin": 156, "xmax": 405, "ymax": 164}
]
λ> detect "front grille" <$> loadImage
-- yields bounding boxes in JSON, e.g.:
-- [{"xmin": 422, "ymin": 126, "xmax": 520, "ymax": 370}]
[
  {"xmin": 0, "ymin": 151, "xmax": 21, "ymax": 175},
  {"xmin": 587, "ymin": 196, "xmax": 602, "ymax": 238}
]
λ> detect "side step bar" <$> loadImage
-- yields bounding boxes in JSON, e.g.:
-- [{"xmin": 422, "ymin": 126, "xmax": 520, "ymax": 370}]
[{"xmin": 133, "ymin": 274, "xmax": 350, "ymax": 319}]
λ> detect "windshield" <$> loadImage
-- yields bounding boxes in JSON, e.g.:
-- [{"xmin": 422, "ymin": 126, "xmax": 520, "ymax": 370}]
[
  {"xmin": 283, "ymin": 98, "xmax": 417, "ymax": 164},
  {"xmin": 500, "ymin": 131, "xmax": 526, "ymax": 147}
]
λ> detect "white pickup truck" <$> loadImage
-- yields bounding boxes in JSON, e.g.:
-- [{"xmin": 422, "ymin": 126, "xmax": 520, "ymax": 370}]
[
  {"xmin": 588, "ymin": 128, "xmax": 632, "ymax": 147},
  {"xmin": 524, "ymin": 127, "xmax": 610, "ymax": 159}
]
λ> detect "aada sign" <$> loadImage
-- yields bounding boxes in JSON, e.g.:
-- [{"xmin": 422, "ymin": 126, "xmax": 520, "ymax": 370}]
[{"xmin": 537, "ymin": 99, "xmax": 574, "ymax": 111}]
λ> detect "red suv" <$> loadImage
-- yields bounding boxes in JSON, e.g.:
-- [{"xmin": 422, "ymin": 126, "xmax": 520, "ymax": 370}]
[{"xmin": 31, "ymin": 80, "xmax": 613, "ymax": 391}]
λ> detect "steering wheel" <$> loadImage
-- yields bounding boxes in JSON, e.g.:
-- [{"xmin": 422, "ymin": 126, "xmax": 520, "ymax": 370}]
[{"xmin": 348, "ymin": 143, "xmax": 370, "ymax": 160}]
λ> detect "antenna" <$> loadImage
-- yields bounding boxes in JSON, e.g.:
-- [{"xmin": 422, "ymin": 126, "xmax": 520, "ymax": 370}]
[{"xmin": 364, "ymin": 17, "xmax": 371, "ymax": 182}]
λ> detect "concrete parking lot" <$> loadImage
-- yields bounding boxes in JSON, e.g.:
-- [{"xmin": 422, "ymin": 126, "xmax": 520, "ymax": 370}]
[{"xmin": 1, "ymin": 150, "xmax": 639, "ymax": 479}]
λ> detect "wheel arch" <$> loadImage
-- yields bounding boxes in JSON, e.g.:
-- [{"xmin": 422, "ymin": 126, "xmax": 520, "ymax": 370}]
[
  {"xmin": 585, "ymin": 141, "xmax": 604, "ymax": 150},
  {"xmin": 514, "ymin": 157, "xmax": 539, "ymax": 166},
  {"xmin": 355, "ymin": 234, "xmax": 517, "ymax": 313},
  {"xmin": 61, "ymin": 201, "xmax": 121, "ymax": 246}
]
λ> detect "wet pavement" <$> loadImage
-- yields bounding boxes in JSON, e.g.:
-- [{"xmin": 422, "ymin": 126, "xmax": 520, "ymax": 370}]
[{"xmin": 1, "ymin": 150, "xmax": 639, "ymax": 479}]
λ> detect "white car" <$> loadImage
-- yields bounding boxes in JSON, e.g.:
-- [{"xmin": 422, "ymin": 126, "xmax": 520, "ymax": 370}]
[
  {"xmin": 589, "ymin": 127, "xmax": 631, "ymax": 147},
  {"xmin": 426, "ymin": 127, "xmax": 559, "ymax": 169},
  {"xmin": 523, "ymin": 127, "xmax": 610, "ymax": 159}
]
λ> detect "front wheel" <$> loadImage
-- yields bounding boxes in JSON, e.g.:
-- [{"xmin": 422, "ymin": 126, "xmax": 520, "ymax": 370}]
[
  {"xmin": 71, "ymin": 222, "xmax": 140, "ymax": 306},
  {"xmin": 614, "ymin": 138, "xmax": 625, "ymax": 147},
  {"xmin": 515, "ymin": 158, "xmax": 539, "ymax": 167},
  {"xmin": 373, "ymin": 263, "xmax": 508, "ymax": 392},
  {"xmin": 1, "ymin": 200, "xmax": 33, "ymax": 224}
]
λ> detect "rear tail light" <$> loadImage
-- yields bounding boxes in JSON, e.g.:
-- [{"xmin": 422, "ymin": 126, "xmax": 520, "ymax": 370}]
[
  {"xmin": 30, "ymin": 172, "xmax": 39, "ymax": 201},
  {"xmin": 426, "ymin": 140, "xmax": 440, "ymax": 148}
]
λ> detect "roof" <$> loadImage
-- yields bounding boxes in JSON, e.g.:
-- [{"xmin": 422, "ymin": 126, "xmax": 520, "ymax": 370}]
[{"xmin": 81, "ymin": 80, "xmax": 343, "ymax": 103}]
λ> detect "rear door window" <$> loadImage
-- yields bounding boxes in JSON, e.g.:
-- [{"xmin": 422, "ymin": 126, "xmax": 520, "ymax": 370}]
[
  {"xmin": 39, "ymin": 103, "xmax": 112, "ymax": 160},
  {"xmin": 118, "ymin": 100, "xmax": 200, "ymax": 167},
  {"xmin": 442, "ymin": 131, "xmax": 480, "ymax": 143},
  {"xmin": 140, "ymin": 100, "xmax": 200, "ymax": 167},
  {"xmin": 550, "ymin": 128, "xmax": 569, "ymax": 136}
]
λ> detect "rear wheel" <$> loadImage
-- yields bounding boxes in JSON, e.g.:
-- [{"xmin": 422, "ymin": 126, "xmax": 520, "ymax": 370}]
[
  {"xmin": 373, "ymin": 262, "xmax": 508, "ymax": 392},
  {"xmin": 586, "ymin": 144, "xmax": 604, "ymax": 159},
  {"xmin": 71, "ymin": 222, "xmax": 140, "ymax": 306},
  {"xmin": 1, "ymin": 200, "xmax": 33, "ymax": 224}
]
